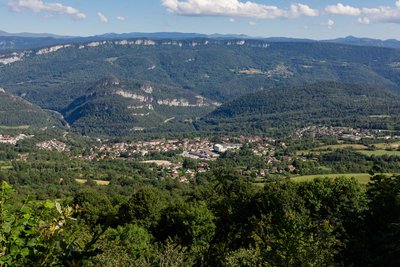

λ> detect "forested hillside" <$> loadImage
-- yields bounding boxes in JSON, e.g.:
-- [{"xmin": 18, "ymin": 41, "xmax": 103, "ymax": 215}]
[
  {"xmin": 1, "ymin": 39, "xmax": 400, "ymax": 111},
  {"xmin": 200, "ymin": 82, "xmax": 400, "ymax": 132},
  {"xmin": 61, "ymin": 77, "xmax": 217, "ymax": 135},
  {"xmin": 1, "ymin": 39, "xmax": 400, "ymax": 135},
  {"xmin": 0, "ymin": 87, "xmax": 60, "ymax": 128}
]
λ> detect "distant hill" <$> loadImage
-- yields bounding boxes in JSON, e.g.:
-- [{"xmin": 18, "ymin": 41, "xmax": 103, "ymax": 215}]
[
  {"xmin": 2, "ymin": 39, "xmax": 400, "ymax": 111},
  {"xmin": 2, "ymin": 30, "xmax": 400, "ymax": 51},
  {"xmin": 62, "ymin": 77, "xmax": 218, "ymax": 136},
  {"xmin": 0, "ymin": 31, "xmax": 256, "ymax": 51},
  {"xmin": 324, "ymin": 36, "xmax": 400, "ymax": 49},
  {"xmin": 0, "ymin": 87, "xmax": 59, "ymax": 128},
  {"xmin": 0, "ymin": 30, "xmax": 73, "ymax": 38},
  {"xmin": 200, "ymin": 82, "xmax": 400, "ymax": 132},
  {"xmin": 1, "ymin": 37, "xmax": 400, "ymax": 135}
]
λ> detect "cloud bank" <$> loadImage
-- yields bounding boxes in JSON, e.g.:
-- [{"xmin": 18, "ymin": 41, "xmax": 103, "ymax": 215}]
[
  {"xmin": 161, "ymin": 0, "xmax": 400, "ymax": 25},
  {"xmin": 8, "ymin": 0, "xmax": 86, "ymax": 19},
  {"xmin": 326, "ymin": 1, "xmax": 400, "ymax": 24},
  {"xmin": 161, "ymin": 0, "xmax": 318, "ymax": 19}
]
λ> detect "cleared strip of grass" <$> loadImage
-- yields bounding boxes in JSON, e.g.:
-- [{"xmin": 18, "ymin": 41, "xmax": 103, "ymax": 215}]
[
  {"xmin": 315, "ymin": 144, "xmax": 368, "ymax": 150},
  {"xmin": 291, "ymin": 173, "xmax": 399, "ymax": 185},
  {"xmin": 0, "ymin": 125, "xmax": 30, "ymax": 129},
  {"xmin": 373, "ymin": 142, "xmax": 400, "ymax": 149},
  {"xmin": 356, "ymin": 150, "xmax": 400, "ymax": 157},
  {"xmin": 75, "ymin": 179, "xmax": 110, "ymax": 186},
  {"xmin": 0, "ymin": 166, "xmax": 12, "ymax": 170}
]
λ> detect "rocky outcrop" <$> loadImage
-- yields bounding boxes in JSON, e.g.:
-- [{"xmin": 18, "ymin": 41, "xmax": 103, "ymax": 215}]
[
  {"xmin": 36, "ymin": 45, "xmax": 71, "ymax": 55},
  {"xmin": 141, "ymin": 84, "xmax": 153, "ymax": 94},
  {"xmin": 114, "ymin": 90, "xmax": 153, "ymax": 102}
]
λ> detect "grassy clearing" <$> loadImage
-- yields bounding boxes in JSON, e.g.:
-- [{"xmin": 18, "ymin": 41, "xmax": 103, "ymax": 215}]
[
  {"xmin": 75, "ymin": 179, "xmax": 110, "ymax": 186},
  {"xmin": 292, "ymin": 173, "xmax": 372, "ymax": 185},
  {"xmin": 0, "ymin": 125, "xmax": 30, "ymax": 129},
  {"xmin": 105, "ymin": 57, "xmax": 118, "ymax": 64},
  {"xmin": 0, "ymin": 161, "xmax": 12, "ymax": 170},
  {"xmin": 373, "ymin": 142, "xmax": 400, "ymax": 149},
  {"xmin": 140, "ymin": 160, "xmax": 172, "ymax": 167},
  {"xmin": 316, "ymin": 144, "xmax": 368, "ymax": 150},
  {"xmin": 291, "ymin": 173, "xmax": 399, "ymax": 185},
  {"xmin": 356, "ymin": 150, "xmax": 400, "ymax": 157}
]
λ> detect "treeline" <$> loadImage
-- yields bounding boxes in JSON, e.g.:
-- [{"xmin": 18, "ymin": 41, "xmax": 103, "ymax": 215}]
[{"xmin": 1, "ymin": 173, "xmax": 399, "ymax": 266}]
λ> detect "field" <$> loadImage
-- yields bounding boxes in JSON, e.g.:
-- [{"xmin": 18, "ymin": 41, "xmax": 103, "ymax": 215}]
[
  {"xmin": 140, "ymin": 160, "xmax": 172, "ymax": 167},
  {"xmin": 0, "ymin": 162, "xmax": 12, "ymax": 170},
  {"xmin": 316, "ymin": 144, "xmax": 369, "ymax": 150},
  {"xmin": 356, "ymin": 149, "xmax": 400, "ymax": 156},
  {"xmin": 297, "ymin": 143, "xmax": 400, "ymax": 157},
  {"xmin": 291, "ymin": 173, "xmax": 399, "ymax": 185},
  {"xmin": 75, "ymin": 179, "xmax": 111, "ymax": 186},
  {"xmin": 0, "ymin": 125, "xmax": 30, "ymax": 129}
]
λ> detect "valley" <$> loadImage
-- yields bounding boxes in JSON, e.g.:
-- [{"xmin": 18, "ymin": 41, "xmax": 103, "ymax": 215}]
[{"xmin": 1, "ymin": 33, "xmax": 400, "ymax": 266}]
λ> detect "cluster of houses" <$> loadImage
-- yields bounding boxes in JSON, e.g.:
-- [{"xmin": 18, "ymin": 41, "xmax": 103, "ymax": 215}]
[
  {"xmin": 36, "ymin": 139, "xmax": 70, "ymax": 152},
  {"xmin": 294, "ymin": 126, "xmax": 399, "ymax": 141},
  {"xmin": 80, "ymin": 138, "xmax": 245, "ymax": 161},
  {"xmin": 0, "ymin": 134, "xmax": 32, "ymax": 145}
]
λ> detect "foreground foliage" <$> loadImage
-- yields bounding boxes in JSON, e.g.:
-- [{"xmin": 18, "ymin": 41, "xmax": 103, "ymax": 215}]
[{"xmin": 1, "ymin": 172, "xmax": 399, "ymax": 266}]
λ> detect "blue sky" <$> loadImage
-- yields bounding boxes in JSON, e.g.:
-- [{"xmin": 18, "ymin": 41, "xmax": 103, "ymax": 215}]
[{"xmin": 1, "ymin": 0, "xmax": 400, "ymax": 39}]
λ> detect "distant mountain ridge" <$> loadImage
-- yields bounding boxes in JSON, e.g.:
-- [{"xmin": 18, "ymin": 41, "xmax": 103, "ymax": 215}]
[
  {"xmin": 1, "ymin": 33, "xmax": 400, "ymax": 135},
  {"xmin": 324, "ymin": 36, "xmax": 400, "ymax": 49},
  {"xmin": 1, "ymin": 30, "xmax": 400, "ymax": 50}
]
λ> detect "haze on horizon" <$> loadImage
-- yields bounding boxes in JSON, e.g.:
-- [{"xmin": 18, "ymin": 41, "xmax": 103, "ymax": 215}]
[{"xmin": 1, "ymin": 0, "xmax": 400, "ymax": 40}]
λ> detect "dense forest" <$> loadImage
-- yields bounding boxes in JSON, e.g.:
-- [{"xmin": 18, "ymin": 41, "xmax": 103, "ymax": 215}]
[
  {"xmin": 200, "ymin": 82, "xmax": 400, "ymax": 133},
  {"xmin": 2, "ymin": 171, "xmax": 399, "ymax": 266},
  {"xmin": 2, "ymin": 39, "xmax": 400, "ymax": 135}
]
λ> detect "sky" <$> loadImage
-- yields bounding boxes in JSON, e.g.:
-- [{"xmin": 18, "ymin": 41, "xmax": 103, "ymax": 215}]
[{"xmin": 1, "ymin": 0, "xmax": 400, "ymax": 40}]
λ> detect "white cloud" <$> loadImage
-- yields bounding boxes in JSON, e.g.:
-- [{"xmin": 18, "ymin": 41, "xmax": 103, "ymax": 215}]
[
  {"xmin": 326, "ymin": 1, "xmax": 400, "ymax": 24},
  {"xmin": 117, "ymin": 16, "xmax": 126, "ymax": 21},
  {"xmin": 97, "ymin": 12, "xmax": 108, "ymax": 23},
  {"xmin": 327, "ymin": 19, "xmax": 335, "ymax": 29},
  {"xmin": 358, "ymin": 17, "xmax": 370, "ymax": 25},
  {"xmin": 8, "ymin": 0, "xmax": 86, "ymax": 19},
  {"xmin": 325, "ymin": 3, "xmax": 361, "ymax": 16},
  {"xmin": 229, "ymin": 18, "xmax": 235, "ymax": 22},
  {"xmin": 248, "ymin": 21, "xmax": 256, "ymax": 26},
  {"xmin": 292, "ymin": 3, "xmax": 319, "ymax": 17},
  {"xmin": 161, "ymin": 0, "xmax": 319, "ymax": 19},
  {"xmin": 321, "ymin": 19, "xmax": 335, "ymax": 29}
]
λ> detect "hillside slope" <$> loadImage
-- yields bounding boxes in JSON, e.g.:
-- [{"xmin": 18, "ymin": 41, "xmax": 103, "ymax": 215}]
[
  {"xmin": 1, "ymin": 39, "xmax": 400, "ymax": 112},
  {"xmin": 200, "ymin": 82, "xmax": 400, "ymax": 132},
  {"xmin": 0, "ymin": 87, "xmax": 58, "ymax": 128},
  {"xmin": 62, "ymin": 77, "xmax": 218, "ymax": 135}
]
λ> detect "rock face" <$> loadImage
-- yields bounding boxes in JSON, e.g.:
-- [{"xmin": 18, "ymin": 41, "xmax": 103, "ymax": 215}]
[
  {"xmin": 113, "ymin": 86, "xmax": 218, "ymax": 108},
  {"xmin": 114, "ymin": 90, "xmax": 153, "ymax": 102},
  {"xmin": 36, "ymin": 45, "xmax": 71, "ymax": 55},
  {"xmin": 156, "ymin": 97, "xmax": 212, "ymax": 107},
  {"xmin": 141, "ymin": 84, "xmax": 153, "ymax": 94},
  {"xmin": 0, "ymin": 38, "xmax": 271, "ymax": 65}
]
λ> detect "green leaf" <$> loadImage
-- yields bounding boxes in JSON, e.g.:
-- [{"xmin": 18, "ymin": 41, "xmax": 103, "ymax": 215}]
[
  {"xmin": 27, "ymin": 239, "xmax": 37, "ymax": 247},
  {"xmin": 20, "ymin": 247, "xmax": 30, "ymax": 257},
  {"xmin": 20, "ymin": 205, "xmax": 32, "ymax": 214},
  {"xmin": 1, "ymin": 181, "xmax": 13, "ymax": 190},
  {"xmin": 3, "ymin": 222, "xmax": 12, "ymax": 234},
  {"xmin": 44, "ymin": 200, "xmax": 54, "ymax": 209},
  {"xmin": 10, "ymin": 244, "xmax": 18, "ymax": 255}
]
